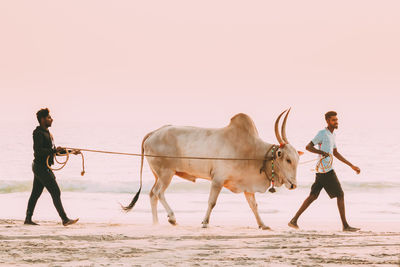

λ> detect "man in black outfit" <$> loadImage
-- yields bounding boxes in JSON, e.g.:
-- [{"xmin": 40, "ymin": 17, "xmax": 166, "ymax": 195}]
[{"xmin": 24, "ymin": 108, "xmax": 79, "ymax": 226}]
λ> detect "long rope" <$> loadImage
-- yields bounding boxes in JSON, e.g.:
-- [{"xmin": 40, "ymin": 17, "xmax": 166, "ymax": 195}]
[
  {"xmin": 46, "ymin": 146, "xmax": 323, "ymax": 174},
  {"xmin": 64, "ymin": 147, "xmax": 271, "ymax": 161},
  {"xmin": 314, "ymin": 154, "xmax": 333, "ymax": 172},
  {"xmin": 47, "ymin": 149, "xmax": 85, "ymax": 175}
]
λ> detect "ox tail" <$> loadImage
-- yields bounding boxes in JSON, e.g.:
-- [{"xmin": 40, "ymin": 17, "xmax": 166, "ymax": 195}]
[{"xmin": 121, "ymin": 131, "xmax": 153, "ymax": 212}]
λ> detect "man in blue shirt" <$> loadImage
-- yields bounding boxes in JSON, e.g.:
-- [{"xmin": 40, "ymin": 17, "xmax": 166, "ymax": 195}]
[{"xmin": 288, "ymin": 111, "xmax": 361, "ymax": 232}]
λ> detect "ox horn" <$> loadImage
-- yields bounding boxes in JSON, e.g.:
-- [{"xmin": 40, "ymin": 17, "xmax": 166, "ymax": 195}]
[
  {"xmin": 275, "ymin": 109, "xmax": 287, "ymax": 145},
  {"xmin": 281, "ymin": 107, "xmax": 291, "ymax": 144}
]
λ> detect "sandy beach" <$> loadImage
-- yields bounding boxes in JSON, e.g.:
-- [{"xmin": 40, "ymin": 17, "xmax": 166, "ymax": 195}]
[
  {"xmin": 0, "ymin": 219, "xmax": 399, "ymax": 266},
  {"xmin": 2, "ymin": 0, "xmax": 400, "ymax": 266}
]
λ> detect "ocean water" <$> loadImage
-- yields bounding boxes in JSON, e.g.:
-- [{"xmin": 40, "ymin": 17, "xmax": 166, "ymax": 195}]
[{"xmin": 1, "ymin": 119, "xmax": 399, "ymax": 228}]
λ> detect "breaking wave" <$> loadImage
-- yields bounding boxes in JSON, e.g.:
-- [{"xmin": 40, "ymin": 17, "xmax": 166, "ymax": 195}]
[
  {"xmin": 1, "ymin": 179, "xmax": 399, "ymax": 194},
  {"xmin": 0, "ymin": 179, "xmax": 211, "ymax": 194}
]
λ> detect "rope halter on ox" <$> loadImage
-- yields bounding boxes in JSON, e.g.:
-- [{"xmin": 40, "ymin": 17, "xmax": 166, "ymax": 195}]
[
  {"xmin": 259, "ymin": 144, "xmax": 280, "ymax": 193},
  {"xmin": 259, "ymin": 108, "xmax": 293, "ymax": 193}
]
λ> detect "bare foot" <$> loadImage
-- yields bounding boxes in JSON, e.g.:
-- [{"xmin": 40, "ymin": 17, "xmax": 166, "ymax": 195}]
[
  {"xmin": 343, "ymin": 225, "xmax": 360, "ymax": 232},
  {"xmin": 259, "ymin": 225, "xmax": 272, "ymax": 230},
  {"xmin": 288, "ymin": 219, "xmax": 299, "ymax": 229}
]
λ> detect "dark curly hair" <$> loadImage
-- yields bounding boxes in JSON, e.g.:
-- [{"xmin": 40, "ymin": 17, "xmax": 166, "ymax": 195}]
[{"xmin": 36, "ymin": 108, "xmax": 50, "ymax": 123}]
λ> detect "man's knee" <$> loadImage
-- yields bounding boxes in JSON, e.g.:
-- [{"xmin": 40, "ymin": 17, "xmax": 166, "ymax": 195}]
[
  {"xmin": 29, "ymin": 191, "xmax": 41, "ymax": 201},
  {"xmin": 48, "ymin": 186, "xmax": 61, "ymax": 198},
  {"xmin": 50, "ymin": 191, "xmax": 61, "ymax": 199},
  {"xmin": 309, "ymin": 193, "xmax": 319, "ymax": 201}
]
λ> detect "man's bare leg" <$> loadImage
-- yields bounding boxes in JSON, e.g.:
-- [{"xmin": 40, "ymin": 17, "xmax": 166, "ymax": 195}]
[
  {"xmin": 288, "ymin": 194, "xmax": 318, "ymax": 229},
  {"xmin": 337, "ymin": 195, "xmax": 360, "ymax": 232}
]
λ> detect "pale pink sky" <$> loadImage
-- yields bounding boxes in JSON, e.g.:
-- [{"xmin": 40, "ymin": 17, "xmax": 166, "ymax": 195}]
[{"xmin": 0, "ymin": 1, "xmax": 399, "ymax": 127}]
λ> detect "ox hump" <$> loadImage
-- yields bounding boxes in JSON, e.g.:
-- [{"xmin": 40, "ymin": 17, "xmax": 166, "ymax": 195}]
[{"xmin": 228, "ymin": 113, "xmax": 259, "ymax": 137}]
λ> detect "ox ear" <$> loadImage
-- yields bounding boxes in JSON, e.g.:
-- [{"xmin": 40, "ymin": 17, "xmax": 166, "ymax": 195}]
[{"xmin": 297, "ymin": 151, "xmax": 304, "ymax": 156}]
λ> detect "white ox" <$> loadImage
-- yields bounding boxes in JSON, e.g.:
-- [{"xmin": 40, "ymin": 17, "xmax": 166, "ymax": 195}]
[{"xmin": 123, "ymin": 109, "xmax": 303, "ymax": 229}]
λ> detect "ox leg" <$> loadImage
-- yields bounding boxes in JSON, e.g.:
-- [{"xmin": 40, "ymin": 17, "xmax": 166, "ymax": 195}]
[
  {"xmin": 159, "ymin": 189, "xmax": 177, "ymax": 225},
  {"xmin": 154, "ymin": 170, "xmax": 177, "ymax": 225},
  {"xmin": 149, "ymin": 181, "xmax": 160, "ymax": 225},
  {"xmin": 150, "ymin": 169, "xmax": 161, "ymax": 224},
  {"xmin": 244, "ymin": 192, "xmax": 271, "ymax": 230},
  {"xmin": 202, "ymin": 180, "xmax": 223, "ymax": 228}
]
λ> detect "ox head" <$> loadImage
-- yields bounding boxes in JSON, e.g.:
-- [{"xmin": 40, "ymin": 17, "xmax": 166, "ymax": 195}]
[{"xmin": 272, "ymin": 108, "xmax": 303, "ymax": 190}]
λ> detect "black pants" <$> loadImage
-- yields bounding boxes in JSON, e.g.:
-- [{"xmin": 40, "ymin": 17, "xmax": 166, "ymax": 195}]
[{"xmin": 26, "ymin": 163, "xmax": 68, "ymax": 221}]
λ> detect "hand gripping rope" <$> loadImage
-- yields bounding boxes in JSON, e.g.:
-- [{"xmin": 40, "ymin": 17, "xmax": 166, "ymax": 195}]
[
  {"xmin": 315, "ymin": 154, "xmax": 333, "ymax": 173},
  {"xmin": 46, "ymin": 149, "xmax": 85, "ymax": 176}
]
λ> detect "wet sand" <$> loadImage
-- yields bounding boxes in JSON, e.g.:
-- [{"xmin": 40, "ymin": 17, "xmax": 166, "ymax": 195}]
[{"xmin": 0, "ymin": 219, "xmax": 399, "ymax": 266}]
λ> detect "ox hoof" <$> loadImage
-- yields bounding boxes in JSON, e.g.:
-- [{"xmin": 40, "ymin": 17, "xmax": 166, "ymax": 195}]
[
  {"xmin": 168, "ymin": 219, "xmax": 177, "ymax": 226},
  {"xmin": 259, "ymin": 225, "xmax": 272, "ymax": 230},
  {"xmin": 202, "ymin": 223, "xmax": 209, "ymax": 228}
]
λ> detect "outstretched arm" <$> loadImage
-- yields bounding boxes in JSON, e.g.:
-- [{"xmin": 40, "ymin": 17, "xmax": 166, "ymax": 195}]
[{"xmin": 333, "ymin": 148, "xmax": 361, "ymax": 174}]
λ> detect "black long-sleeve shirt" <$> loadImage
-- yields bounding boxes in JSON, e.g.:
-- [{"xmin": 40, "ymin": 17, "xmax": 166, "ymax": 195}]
[{"xmin": 33, "ymin": 126, "xmax": 56, "ymax": 166}]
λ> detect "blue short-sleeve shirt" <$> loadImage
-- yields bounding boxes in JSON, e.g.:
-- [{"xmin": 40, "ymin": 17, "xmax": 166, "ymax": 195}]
[{"xmin": 311, "ymin": 128, "xmax": 337, "ymax": 173}]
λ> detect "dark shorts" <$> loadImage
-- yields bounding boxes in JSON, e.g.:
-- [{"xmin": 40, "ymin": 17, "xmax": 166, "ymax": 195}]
[{"xmin": 310, "ymin": 170, "xmax": 344, "ymax": 199}]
